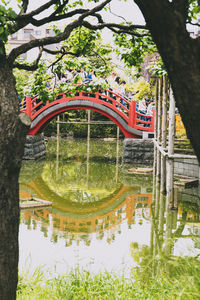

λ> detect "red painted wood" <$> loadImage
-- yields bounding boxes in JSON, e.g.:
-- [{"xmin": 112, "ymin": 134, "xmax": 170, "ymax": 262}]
[
  {"xmin": 25, "ymin": 96, "xmax": 32, "ymax": 117},
  {"xmin": 21, "ymin": 88, "xmax": 154, "ymax": 137}
]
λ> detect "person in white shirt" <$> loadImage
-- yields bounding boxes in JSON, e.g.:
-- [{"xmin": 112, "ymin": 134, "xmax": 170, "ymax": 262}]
[
  {"xmin": 66, "ymin": 71, "xmax": 73, "ymax": 83},
  {"xmin": 79, "ymin": 68, "xmax": 87, "ymax": 82},
  {"xmin": 108, "ymin": 72, "xmax": 116, "ymax": 90},
  {"xmin": 138, "ymin": 99, "xmax": 147, "ymax": 114},
  {"xmin": 147, "ymin": 100, "xmax": 153, "ymax": 116}
]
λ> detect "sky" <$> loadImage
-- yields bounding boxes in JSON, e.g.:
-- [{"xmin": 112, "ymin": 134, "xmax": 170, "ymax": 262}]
[{"xmin": 9, "ymin": 0, "xmax": 145, "ymax": 26}]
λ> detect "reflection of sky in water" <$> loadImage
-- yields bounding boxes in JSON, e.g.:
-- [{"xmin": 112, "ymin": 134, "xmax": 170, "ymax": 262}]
[
  {"xmin": 19, "ymin": 211, "xmax": 200, "ymax": 275},
  {"xmin": 19, "ymin": 218, "xmax": 151, "ymax": 275},
  {"xmin": 174, "ymin": 225, "xmax": 200, "ymax": 257}
]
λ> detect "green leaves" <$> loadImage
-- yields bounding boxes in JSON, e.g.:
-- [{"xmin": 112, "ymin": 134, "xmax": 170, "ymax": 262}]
[
  {"xmin": 14, "ymin": 69, "xmax": 32, "ymax": 99},
  {"xmin": 7, "ymin": 8, "xmax": 17, "ymax": 19},
  {"xmin": 0, "ymin": 3, "xmax": 17, "ymax": 43},
  {"xmin": 31, "ymin": 62, "xmax": 51, "ymax": 103},
  {"xmin": 63, "ymin": 27, "xmax": 100, "ymax": 56},
  {"xmin": 0, "ymin": 5, "xmax": 6, "ymax": 14},
  {"xmin": 114, "ymin": 29, "xmax": 157, "ymax": 75},
  {"xmin": 54, "ymin": 0, "xmax": 83, "ymax": 14},
  {"xmin": 29, "ymin": 60, "xmax": 110, "ymax": 104},
  {"xmin": 148, "ymin": 58, "xmax": 167, "ymax": 77},
  {"xmin": 188, "ymin": 0, "xmax": 200, "ymax": 22},
  {"xmin": 50, "ymin": 25, "xmax": 113, "ymax": 76}
]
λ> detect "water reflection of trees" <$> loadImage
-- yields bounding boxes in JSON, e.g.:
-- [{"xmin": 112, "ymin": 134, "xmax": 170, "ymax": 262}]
[
  {"xmin": 20, "ymin": 139, "xmax": 155, "ymax": 247},
  {"xmin": 130, "ymin": 186, "xmax": 200, "ymax": 280},
  {"xmin": 20, "ymin": 184, "xmax": 153, "ymax": 247},
  {"xmin": 42, "ymin": 159, "xmax": 122, "ymax": 201}
]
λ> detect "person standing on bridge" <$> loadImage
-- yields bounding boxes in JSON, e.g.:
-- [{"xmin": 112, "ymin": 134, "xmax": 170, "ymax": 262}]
[
  {"xmin": 108, "ymin": 72, "xmax": 116, "ymax": 90},
  {"xmin": 87, "ymin": 71, "xmax": 97, "ymax": 82},
  {"xmin": 79, "ymin": 68, "xmax": 88, "ymax": 83},
  {"xmin": 146, "ymin": 100, "xmax": 153, "ymax": 116},
  {"xmin": 138, "ymin": 99, "xmax": 147, "ymax": 123},
  {"xmin": 138, "ymin": 99, "xmax": 147, "ymax": 114},
  {"xmin": 119, "ymin": 80, "xmax": 127, "ymax": 107},
  {"xmin": 65, "ymin": 70, "xmax": 74, "ymax": 83}
]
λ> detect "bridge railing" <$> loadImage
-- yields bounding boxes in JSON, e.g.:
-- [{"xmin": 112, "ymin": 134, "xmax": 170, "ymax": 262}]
[{"xmin": 21, "ymin": 88, "xmax": 154, "ymax": 133}]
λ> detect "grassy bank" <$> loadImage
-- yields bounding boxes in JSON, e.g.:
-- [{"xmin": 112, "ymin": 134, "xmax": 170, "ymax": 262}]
[{"xmin": 17, "ymin": 262, "xmax": 200, "ymax": 300}]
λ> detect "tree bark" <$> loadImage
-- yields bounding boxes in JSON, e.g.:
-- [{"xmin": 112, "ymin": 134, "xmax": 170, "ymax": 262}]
[
  {"xmin": 135, "ymin": 0, "xmax": 200, "ymax": 163},
  {"xmin": 0, "ymin": 58, "xmax": 30, "ymax": 299}
]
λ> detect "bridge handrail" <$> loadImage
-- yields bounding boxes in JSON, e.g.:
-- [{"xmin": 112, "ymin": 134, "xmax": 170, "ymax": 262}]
[
  {"xmin": 103, "ymin": 88, "xmax": 131, "ymax": 104},
  {"xmin": 27, "ymin": 89, "xmax": 131, "ymax": 122},
  {"xmin": 56, "ymin": 89, "xmax": 131, "ymax": 113}
]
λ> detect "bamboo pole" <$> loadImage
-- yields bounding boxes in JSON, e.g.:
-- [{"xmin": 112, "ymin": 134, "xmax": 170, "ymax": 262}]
[
  {"xmin": 86, "ymin": 110, "xmax": 91, "ymax": 183},
  {"xmin": 56, "ymin": 115, "xmax": 60, "ymax": 179},
  {"xmin": 160, "ymin": 76, "xmax": 168, "ymax": 195},
  {"xmin": 155, "ymin": 77, "xmax": 163, "ymax": 219},
  {"xmin": 156, "ymin": 77, "xmax": 163, "ymax": 181},
  {"xmin": 151, "ymin": 78, "xmax": 158, "ymax": 267},
  {"xmin": 158, "ymin": 76, "xmax": 168, "ymax": 239},
  {"xmin": 164, "ymin": 209, "xmax": 173, "ymax": 257},
  {"xmin": 158, "ymin": 191, "xmax": 165, "ymax": 244},
  {"xmin": 152, "ymin": 78, "xmax": 159, "ymax": 205},
  {"xmin": 166, "ymin": 87, "xmax": 175, "ymax": 209},
  {"xmin": 115, "ymin": 126, "xmax": 120, "ymax": 183}
]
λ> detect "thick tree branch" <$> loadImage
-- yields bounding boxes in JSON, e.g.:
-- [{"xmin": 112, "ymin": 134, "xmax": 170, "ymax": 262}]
[
  {"xmin": 14, "ymin": 0, "xmax": 66, "ymax": 33},
  {"xmin": 20, "ymin": 0, "xmax": 61, "ymax": 18},
  {"xmin": 30, "ymin": 8, "xmax": 90, "ymax": 27},
  {"xmin": 9, "ymin": 0, "xmax": 148, "ymax": 68},
  {"xmin": 172, "ymin": 0, "xmax": 189, "ymax": 24},
  {"xmin": 16, "ymin": 9, "xmax": 104, "ymax": 31},
  {"xmin": 14, "ymin": 9, "xmax": 87, "ymax": 33},
  {"xmin": 20, "ymin": 0, "xmax": 29, "ymax": 14},
  {"xmin": 108, "ymin": 27, "xmax": 150, "ymax": 37},
  {"xmin": 187, "ymin": 21, "xmax": 200, "ymax": 27},
  {"xmin": 92, "ymin": 13, "xmax": 104, "ymax": 24},
  {"xmin": 82, "ymin": 20, "xmax": 147, "ymax": 34},
  {"xmin": 82, "ymin": 21, "xmax": 147, "ymax": 30},
  {"xmin": 8, "ymin": 0, "xmax": 112, "ymax": 64},
  {"xmin": 31, "ymin": 0, "xmax": 70, "ymax": 25},
  {"xmin": 75, "ymin": 0, "xmax": 111, "ymax": 22},
  {"xmin": 14, "ymin": 0, "xmax": 106, "ymax": 31},
  {"xmin": 43, "ymin": 47, "xmax": 80, "ymax": 56},
  {"xmin": 12, "ymin": 47, "xmax": 43, "ymax": 71}
]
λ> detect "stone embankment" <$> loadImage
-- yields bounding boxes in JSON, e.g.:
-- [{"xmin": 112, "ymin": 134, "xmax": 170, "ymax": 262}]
[
  {"xmin": 23, "ymin": 134, "xmax": 46, "ymax": 160},
  {"xmin": 122, "ymin": 138, "xmax": 154, "ymax": 165},
  {"xmin": 123, "ymin": 138, "xmax": 200, "ymax": 180}
]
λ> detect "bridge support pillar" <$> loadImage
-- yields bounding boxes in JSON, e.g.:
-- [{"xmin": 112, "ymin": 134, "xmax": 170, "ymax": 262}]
[
  {"xmin": 23, "ymin": 134, "xmax": 46, "ymax": 160},
  {"xmin": 122, "ymin": 138, "xmax": 154, "ymax": 165}
]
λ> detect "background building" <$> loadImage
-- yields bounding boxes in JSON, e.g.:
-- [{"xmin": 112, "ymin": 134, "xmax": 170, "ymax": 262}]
[{"xmin": 8, "ymin": 24, "xmax": 57, "ymax": 62}]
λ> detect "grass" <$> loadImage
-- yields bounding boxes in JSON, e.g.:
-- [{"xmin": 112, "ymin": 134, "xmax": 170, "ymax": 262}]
[{"xmin": 17, "ymin": 258, "xmax": 200, "ymax": 300}]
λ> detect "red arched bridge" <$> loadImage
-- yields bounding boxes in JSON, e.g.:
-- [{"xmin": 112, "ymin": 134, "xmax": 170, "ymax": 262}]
[{"xmin": 21, "ymin": 88, "xmax": 154, "ymax": 138}]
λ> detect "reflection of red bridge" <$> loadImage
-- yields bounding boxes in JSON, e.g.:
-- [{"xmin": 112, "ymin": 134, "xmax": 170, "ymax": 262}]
[
  {"xmin": 21, "ymin": 181, "xmax": 152, "ymax": 235},
  {"xmin": 21, "ymin": 88, "xmax": 154, "ymax": 138}
]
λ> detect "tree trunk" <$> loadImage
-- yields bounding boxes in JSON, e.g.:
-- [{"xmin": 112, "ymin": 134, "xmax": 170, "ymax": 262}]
[
  {"xmin": 0, "ymin": 58, "xmax": 30, "ymax": 299},
  {"xmin": 135, "ymin": 0, "xmax": 200, "ymax": 163}
]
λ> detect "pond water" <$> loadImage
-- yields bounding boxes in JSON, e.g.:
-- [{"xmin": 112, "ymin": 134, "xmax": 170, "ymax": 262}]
[{"xmin": 19, "ymin": 138, "xmax": 200, "ymax": 276}]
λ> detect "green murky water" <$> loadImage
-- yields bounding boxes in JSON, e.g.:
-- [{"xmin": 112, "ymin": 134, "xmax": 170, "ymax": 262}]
[{"xmin": 19, "ymin": 139, "xmax": 200, "ymax": 276}]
